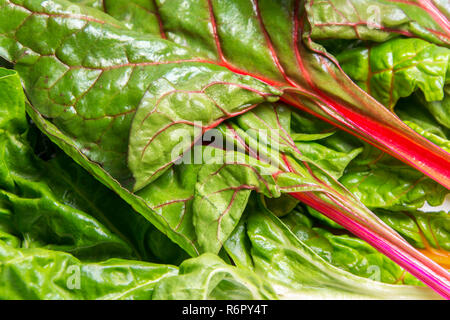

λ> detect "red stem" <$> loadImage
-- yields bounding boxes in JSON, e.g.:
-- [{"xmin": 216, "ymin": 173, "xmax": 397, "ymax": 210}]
[
  {"xmin": 280, "ymin": 155, "xmax": 450, "ymax": 299},
  {"xmin": 290, "ymin": 191, "xmax": 450, "ymax": 299},
  {"xmin": 281, "ymin": 92, "xmax": 450, "ymax": 189}
]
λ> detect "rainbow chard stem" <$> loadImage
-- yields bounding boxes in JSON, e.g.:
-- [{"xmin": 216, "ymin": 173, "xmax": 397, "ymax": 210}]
[
  {"xmin": 282, "ymin": 155, "xmax": 450, "ymax": 299},
  {"xmin": 229, "ymin": 108, "xmax": 450, "ymax": 299},
  {"xmin": 281, "ymin": 154, "xmax": 450, "ymax": 299},
  {"xmin": 289, "ymin": 191, "xmax": 450, "ymax": 299},
  {"xmin": 290, "ymin": 2, "xmax": 450, "ymax": 189},
  {"xmin": 281, "ymin": 90, "xmax": 450, "ymax": 190}
]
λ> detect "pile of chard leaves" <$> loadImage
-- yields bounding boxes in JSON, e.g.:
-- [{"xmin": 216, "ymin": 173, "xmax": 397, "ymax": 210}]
[{"xmin": 0, "ymin": 0, "xmax": 449, "ymax": 299}]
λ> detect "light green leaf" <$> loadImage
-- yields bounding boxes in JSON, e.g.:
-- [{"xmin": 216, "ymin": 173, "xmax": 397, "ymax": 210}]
[
  {"xmin": 307, "ymin": 0, "xmax": 450, "ymax": 46},
  {"xmin": 152, "ymin": 253, "xmax": 276, "ymax": 300},
  {"xmin": 245, "ymin": 208, "xmax": 439, "ymax": 299},
  {"xmin": 0, "ymin": 240, "xmax": 178, "ymax": 299},
  {"xmin": 338, "ymin": 38, "xmax": 450, "ymax": 109},
  {"xmin": 128, "ymin": 75, "xmax": 279, "ymax": 191}
]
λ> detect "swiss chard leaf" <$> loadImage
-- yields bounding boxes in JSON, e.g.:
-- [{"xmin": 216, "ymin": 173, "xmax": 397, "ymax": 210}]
[
  {"xmin": 337, "ymin": 38, "xmax": 450, "ymax": 109},
  {"xmin": 397, "ymin": 92, "xmax": 450, "ymax": 153},
  {"xmin": 0, "ymin": 67, "xmax": 188, "ymax": 264},
  {"xmin": 376, "ymin": 209, "xmax": 450, "ymax": 268},
  {"xmin": 0, "ymin": 0, "xmax": 280, "ymax": 187},
  {"xmin": 1, "ymin": 0, "xmax": 449, "ymax": 297},
  {"xmin": 404, "ymin": 120, "xmax": 450, "ymax": 152},
  {"xmin": 306, "ymin": 0, "xmax": 450, "ymax": 46},
  {"xmin": 152, "ymin": 253, "xmax": 277, "ymax": 300},
  {"xmin": 128, "ymin": 76, "xmax": 279, "ymax": 190},
  {"xmin": 0, "ymin": 0, "xmax": 281, "ymax": 256},
  {"xmin": 0, "ymin": 240, "xmax": 178, "ymax": 299},
  {"xmin": 279, "ymin": 206, "xmax": 422, "ymax": 285},
  {"xmin": 291, "ymin": 111, "xmax": 449, "ymax": 211},
  {"xmin": 340, "ymin": 142, "xmax": 448, "ymax": 210},
  {"xmin": 0, "ymin": 66, "xmax": 196, "ymax": 299},
  {"xmin": 192, "ymin": 148, "xmax": 280, "ymax": 254},
  {"xmin": 420, "ymin": 85, "xmax": 450, "ymax": 129},
  {"xmin": 70, "ymin": 0, "xmax": 165, "ymax": 36},
  {"xmin": 176, "ymin": 101, "xmax": 450, "ymax": 297},
  {"xmin": 224, "ymin": 201, "xmax": 440, "ymax": 299},
  {"xmin": 286, "ymin": 111, "xmax": 449, "ymax": 267},
  {"xmin": 154, "ymin": 0, "xmax": 450, "ymax": 189},
  {"xmin": 0, "ymin": 67, "xmax": 134, "ymax": 259}
]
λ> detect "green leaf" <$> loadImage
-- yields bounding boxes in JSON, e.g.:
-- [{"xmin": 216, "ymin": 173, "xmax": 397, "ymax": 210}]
[
  {"xmin": 294, "ymin": 141, "xmax": 362, "ymax": 179},
  {"xmin": 404, "ymin": 120, "xmax": 450, "ymax": 153},
  {"xmin": 340, "ymin": 144, "xmax": 448, "ymax": 211},
  {"xmin": 247, "ymin": 208, "xmax": 439, "ymax": 299},
  {"xmin": 0, "ymin": 66, "xmax": 139, "ymax": 260},
  {"xmin": 0, "ymin": 135, "xmax": 138, "ymax": 260},
  {"xmin": 135, "ymin": 163, "xmax": 200, "ymax": 256},
  {"xmin": 134, "ymin": 104, "xmax": 331, "ymax": 256},
  {"xmin": 0, "ymin": 68, "xmax": 26, "ymax": 134},
  {"xmin": 420, "ymin": 85, "xmax": 450, "ymax": 129},
  {"xmin": 128, "ymin": 74, "xmax": 279, "ymax": 191},
  {"xmin": 337, "ymin": 38, "xmax": 450, "ymax": 109},
  {"xmin": 336, "ymin": 37, "xmax": 450, "ymax": 155},
  {"xmin": 222, "ymin": 214, "xmax": 254, "ymax": 270},
  {"xmin": 307, "ymin": 0, "xmax": 450, "ymax": 46},
  {"xmin": 0, "ymin": 66, "xmax": 188, "ymax": 263},
  {"xmin": 376, "ymin": 209, "xmax": 450, "ymax": 252},
  {"xmin": 152, "ymin": 253, "xmax": 276, "ymax": 300},
  {"xmin": 224, "ymin": 203, "xmax": 439, "ymax": 299},
  {"xmin": 396, "ymin": 94, "xmax": 450, "ymax": 152},
  {"xmin": 1, "ymin": 1, "xmax": 448, "ymax": 296},
  {"xmin": 1, "ymin": 0, "xmax": 280, "ymax": 186},
  {"xmin": 188, "ymin": 105, "xmax": 342, "ymax": 254},
  {"xmin": 376, "ymin": 209, "xmax": 450, "ymax": 269},
  {"xmin": 192, "ymin": 146, "xmax": 283, "ymax": 254},
  {"xmin": 0, "ymin": 240, "xmax": 178, "ymax": 299},
  {"xmin": 281, "ymin": 206, "xmax": 421, "ymax": 285},
  {"xmin": 0, "ymin": 0, "xmax": 281, "ymax": 256},
  {"xmin": 154, "ymin": 0, "xmax": 450, "ymax": 190},
  {"xmin": 261, "ymin": 194, "xmax": 299, "ymax": 218},
  {"xmin": 0, "ymin": 64, "xmax": 193, "ymax": 300},
  {"xmin": 70, "ymin": 0, "xmax": 165, "ymax": 36}
]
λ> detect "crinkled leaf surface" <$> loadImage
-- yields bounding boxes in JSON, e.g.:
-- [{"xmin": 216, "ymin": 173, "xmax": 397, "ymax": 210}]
[
  {"xmin": 280, "ymin": 206, "xmax": 422, "ymax": 285},
  {"xmin": 152, "ymin": 253, "xmax": 277, "ymax": 300},
  {"xmin": 154, "ymin": 0, "xmax": 450, "ymax": 188},
  {"xmin": 0, "ymin": 67, "xmax": 26, "ymax": 133},
  {"xmin": 0, "ymin": 240, "xmax": 179, "ymax": 299},
  {"xmin": 0, "ymin": 67, "xmax": 134, "ymax": 260},
  {"xmin": 70, "ymin": 0, "xmax": 164, "ymax": 36},
  {"xmin": 397, "ymin": 91, "xmax": 450, "ymax": 153},
  {"xmin": 0, "ymin": 0, "xmax": 281, "ymax": 256},
  {"xmin": 405, "ymin": 120, "xmax": 450, "ymax": 152},
  {"xmin": 131, "ymin": 104, "xmax": 351, "ymax": 255},
  {"xmin": 307, "ymin": 0, "xmax": 450, "ymax": 46},
  {"xmin": 1, "ymin": 0, "xmax": 449, "ymax": 297},
  {"xmin": 0, "ymin": 67, "xmax": 189, "ymax": 264},
  {"xmin": 224, "ymin": 202, "xmax": 440, "ymax": 299},
  {"xmin": 340, "ymin": 143, "xmax": 448, "ymax": 211},
  {"xmin": 0, "ymin": 67, "xmax": 184, "ymax": 300},
  {"xmin": 291, "ymin": 112, "xmax": 449, "ymax": 212},
  {"xmin": 337, "ymin": 38, "xmax": 450, "ymax": 109},
  {"xmin": 182, "ymin": 100, "xmax": 449, "ymax": 298},
  {"xmin": 0, "ymin": 0, "xmax": 280, "ymax": 187},
  {"xmin": 421, "ymin": 85, "xmax": 450, "ymax": 129},
  {"xmin": 189, "ymin": 104, "xmax": 353, "ymax": 254},
  {"xmin": 129, "ymin": 75, "xmax": 279, "ymax": 190},
  {"xmin": 274, "ymin": 110, "xmax": 450, "ymax": 269},
  {"xmin": 192, "ymin": 148, "xmax": 279, "ymax": 254},
  {"xmin": 376, "ymin": 209, "xmax": 450, "ymax": 268}
]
